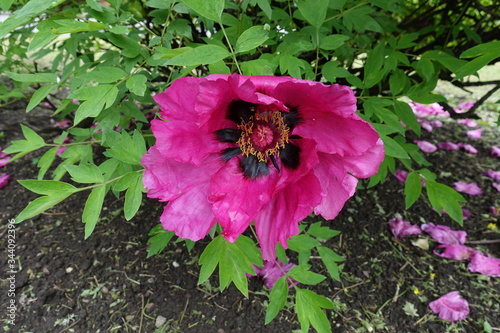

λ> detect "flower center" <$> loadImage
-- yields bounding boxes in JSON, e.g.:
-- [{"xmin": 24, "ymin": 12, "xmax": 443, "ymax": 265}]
[{"xmin": 237, "ymin": 111, "xmax": 290, "ymax": 163}]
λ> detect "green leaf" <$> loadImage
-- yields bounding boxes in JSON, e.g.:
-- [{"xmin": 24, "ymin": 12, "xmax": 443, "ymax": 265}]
[
  {"xmin": 64, "ymin": 164, "xmax": 104, "ymax": 184},
  {"xmin": 72, "ymin": 85, "xmax": 119, "ymax": 125},
  {"xmin": 164, "ymin": 45, "xmax": 231, "ymax": 66},
  {"xmin": 404, "ymin": 171, "xmax": 422, "ymax": 209},
  {"xmin": 317, "ymin": 246, "xmax": 344, "ymax": 281},
  {"xmin": 126, "ymin": 74, "xmax": 148, "ymax": 96},
  {"xmin": 147, "ymin": 226, "xmax": 175, "ymax": 258},
  {"xmin": 108, "ymin": 34, "xmax": 143, "ymax": 58},
  {"xmin": 288, "ymin": 234, "xmax": 320, "ymax": 264},
  {"xmin": 265, "ymin": 277, "xmax": 288, "ymax": 324},
  {"xmin": 124, "ymin": 173, "xmax": 144, "ymax": 220},
  {"xmin": 296, "ymin": 288, "xmax": 334, "ymax": 333},
  {"xmin": 5, "ymin": 72, "xmax": 58, "ymax": 83},
  {"xmin": 79, "ymin": 66, "xmax": 127, "ymax": 84},
  {"xmin": 198, "ymin": 235, "xmax": 225, "ymax": 284},
  {"xmin": 255, "ymin": 0, "xmax": 272, "ymax": 19},
  {"xmin": 364, "ymin": 98, "xmax": 404, "ymax": 135},
  {"xmin": 26, "ymin": 84, "xmax": 58, "ymax": 112},
  {"xmin": 181, "ymin": 0, "xmax": 224, "ymax": 22},
  {"xmin": 0, "ymin": 0, "xmax": 65, "ymax": 39},
  {"xmin": 426, "ymin": 181, "xmax": 466, "ymax": 225},
  {"xmin": 52, "ymin": 19, "xmax": 108, "ymax": 34},
  {"xmin": 28, "ymin": 19, "xmax": 60, "ymax": 52},
  {"xmin": 235, "ymin": 235, "xmax": 262, "ymax": 267},
  {"xmin": 37, "ymin": 147, "xmax": 58, "ymax": 180},
  {"xmin": 381, "ymin": 135, "xmax": 410, "ymax": 159},
  {"xmin": 235, "ymin": 25, "xmax": 269, "ymax": 53},
  {"xmin": 389, "ymin": 70, "xmax": 407, "ymax": 96},
  {"xmin": 319, "ymin": 34, "xmax": 350, "ymax": 50},
  {"xmin": 288, "ymin": 265, "xmax": 326, "ymax": 285},
  {"xmin": 83, "ymin": 185, "xmax": 107, "ymax": 238},
  {"xmin": 16, "ymin": 194, "xmax": 71, "ymax": 222},
  {"xmin": 279, "ymin": 54, "xmax": 305, "ymax": 78},
  {"xmin": 393, "ymin": 101, "xmax": 421, "ymax": 135},
  {"xmin": 307, "ymin": 222, "xmax": 340, "ymax": 240},
  {"xmin": 414, "ymin": 57, "xmax": 434, "ymax": 81},
  {"xmin": 296, "ymin": 0, "xmax": 329, "ymax": 29},
  {"xmin": 18, "ymin": 179, "xmax": 77, "ymax": 196}
]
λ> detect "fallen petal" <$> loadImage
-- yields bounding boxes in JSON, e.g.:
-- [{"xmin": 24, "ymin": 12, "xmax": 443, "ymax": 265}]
[
  {"xmin": 483, "ymin": 170, "xmax": 500, "ymax": 182},
  {"xmin": 251, "ymin": 259, "xmax": 298, "ymax": 289},
  {"xmin": 468, "ymin": 252, "xmax": 500, "ymax": 277},
  {"xmin": 491, "ymin": 146, "xmax": 500, "ymax": 157},
  {"xmin": 457, "ymin": 119, "xmax": 477, "ymax": 127},
  {"xmin": 0, "ymin": 173, "xmax": 11, "ymax": 189},
  {"xmin": 453, "ymin": 181, "xmax": 483, "ymax": 195},
  {"xmin": 466, "ymin": 129, "xmax": 482, "ymax": 139},
  {"xmin": 433, "ymin": 244, "xmax": 477, "ymax": 260},
  {"xmin": 389, "ymin": 218, "xmax": 422, "ymax": 240},
  {"xmin": 414, "ymin": 140, "xmax": 437, "ymax": 153},
  {"xmin": 437, "ymin": 142, "xmax": 460, "ymax": 151},
  {"xmin": 421, "ymin": 223, "xmax": 467, "ymax": 245},
  {"xmin": 460, "ymin": 143, "xmax": 478, "ymax": 154},
  {"xmin": 429, "ymin": 291, "xmax": 469, "ymax": 322},
  {"xmin": 394, "ymin": 170, "xmax": 408, "ymax": 182}
]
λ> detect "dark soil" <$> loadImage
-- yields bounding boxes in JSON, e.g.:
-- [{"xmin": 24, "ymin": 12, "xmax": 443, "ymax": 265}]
[{"xmin": 1, "ymin": 99, "xmax": 499, "ymax": 333}]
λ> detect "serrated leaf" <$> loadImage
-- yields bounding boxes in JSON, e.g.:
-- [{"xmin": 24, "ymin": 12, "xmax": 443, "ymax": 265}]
[
  {"xmin": 403, "ymin": 301, "xmax": 419, "ymax": 317},
  {"xmin": 404, "ymin": 171, "xmax": 422, "ymax": 209},
  {"xmin": 65, "ymin": 164, "xmax": 104, "ymax": 184},
  {"xmin": 235, "ymin": 25, "xmax": 269, "ymax": 53},
  {"xmin": 265, "ymin": 277, "xmax": 288, "ymax": 324},
  {"xmin": 72, "ymin": 85, "xmax": 119, "ymax": 125},
  {"xmin": 83, "ymin": 185, "xmax": 107, "ymax": 238},
  {"xmin": 181, "ymin": 0, "xmax": 224, "ymax": 22},
  {"xmin": 317, "ymin": 246, "xmax": 343, "ymax": 281}
]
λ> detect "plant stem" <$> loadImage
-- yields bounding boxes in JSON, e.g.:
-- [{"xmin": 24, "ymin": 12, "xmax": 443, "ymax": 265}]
[{"xmin": 220, "ymin": 24, "xmax": 242, "ymax": 75}]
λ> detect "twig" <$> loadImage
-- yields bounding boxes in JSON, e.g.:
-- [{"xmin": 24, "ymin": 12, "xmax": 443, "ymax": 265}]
[
  {"xmin": 466, "ymin": 239, "xmax": 500, "ymax": 245},
  {"xmin": 138, "ymin": 294, "xmax": 144, "ymax": 333}
]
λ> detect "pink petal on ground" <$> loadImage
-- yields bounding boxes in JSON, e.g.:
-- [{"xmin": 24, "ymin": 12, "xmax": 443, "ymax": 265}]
[
  {"xmin": 0, "ymin": 173, "xmax": 11, "ymax": 189},
  {"xmin": 251, "ymin": 259, "xmax": 298, "ymax": 289},
  {"xmin": 466, "ymin": 128, "xmax": 482, "ymax": 139},
  {"xmin": 457, "ymin": 119, "xmax": 477, "ymax": 127},
  {"xmin": 491, "ymin": 146, "xmax": 500, "ymax": 157},
  {"xmin": 433, "ymin": 244, "xmax": 477, "ymax": 260},
  {"xmin": 460, "ymin": 143, "xmax": 478, "ymax": 154},
  {"xmin": 388, "ymin": 218, "xmax": 422, "ymax": 240},
  {"xmin": 414, "ymin": 140, "xmax": 437, "ymax": 153},
  {"xmin": 468, "ymin": 252, "xmax": 500, "ymax": 277},
  {"xmin": 421, "ymin": 223, "xmax": 467, "ymax": 245},
  {"xmin": 483, "ymin": 170, "xmax": 500, "ymax": 182},
  {"xmin": 429, "ymin": 120, "xmax": 443, "ymax": 127},
  {"xmin": 0, "ymin": 157, "xmax": 10, "ymax": 167},
  {"xmin": 460, "ymin": 101, "xmax": 474, "ymax": 110},
  {"xmin": 437, "ymin": 142, "xmax": 460, "ymax": 150},
  {"xmin": 419, "ymin": 119, "xmax": 433, "ymax": 132},
  {"xmin": 490, "ymin": 206, "xmax": 499, "ymax": 216},
  {"xmin": 394, "ymin": 170, "xmax": 409, "ymax": 182},
  {"xmin": 453, "ymin": 181, "xmax": 483, "ymax": 195},
  {"xmin": 493, "ymin": 183, "xmax": 500, "ymax": 193},
  {"xmin": 429, "ymin": 291, "xmax": 469, "ymax": 322}
]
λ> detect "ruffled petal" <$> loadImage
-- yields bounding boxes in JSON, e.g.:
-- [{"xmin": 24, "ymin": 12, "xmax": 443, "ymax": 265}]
[
  {"xmin": 313, "ymin": 152, "xmax": 359, "ymax": 220},
  {"xmin": 151, "ymin": 119, "xmax": 223, "ymax": 166},
  {"xmin": 141, "ymin": 146, "xmax": 222, "ymax": 202},
  {"xmin": 153, "ymin": 77, "xmax": 202, "ymax": 121},
  {"xmin": 208, "ymin": 158, "xmax": 280, "ymax": 242},
  {"xmin": 338, "ymin": 138, "xmax": 385, "ymax": 178},
  {"xmin": 159, "ymin": 182, "xmax": 217, "ymax": 241},
  {"xmin": 255, "ymin": 171, "xmax": 323, "ymax": 260}
]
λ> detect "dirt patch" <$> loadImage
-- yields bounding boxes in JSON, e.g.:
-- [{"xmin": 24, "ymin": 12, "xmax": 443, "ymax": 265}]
[{"xmin": 1, "ymin": 100, "xmax": 499, "ymax": 332}]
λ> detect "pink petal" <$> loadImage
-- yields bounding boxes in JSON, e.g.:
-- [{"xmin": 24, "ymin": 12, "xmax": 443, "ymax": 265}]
[
  {"xmin": 493, "ymin": 183, "xmax": 500, "ymax": 193},
  {"xmin": 159, "ymin": 182, "xmax": 217, "ymax": 241},
  {"xmin": 338, "ymin": 138, "xmax": 385, "ymax": 179},
  {"xmin": 429, "ymin": 291, "xmax": 469, "ymax": 322},
  {"xmin": 490, "ymin": 206, "xmax": 499, "ymax": 216},
  {"xmin": 410, "ymin": 102, "xmax": 449, "ymax": 117},
  {"xmin": 457, "ymin": 119, "xmax": 477, "ymax": 127},
  {"xmin": 433, "ymin": 244, "xmax": 477, "ymax": 260},
  {"xmin": 388, "ymin": 218, "xmax": 422, "ymax": 240},
  {"xmin": 0, "ymin": 157, "xmax": 11, "ymax": 167},
  {"xmin": 483, "ymin": 170, "xmax": 500, "ymax": 182},
  {"xmin": 429, "ymin": 120, "xmax": 443, "ymax": 127},
  {"xmin": 459, "ymin": 101, "xmax": 474, "ymax": 110},
  {"xmin": 394, "ymin": 170, "xmax": 409, "ymax": 182},
  {"xmin": 255, "ymin": 171, "xmax": 323, "ymax": 260},
  {"xmin": 418, "ymin": 119, "xmax": 433, "ymax": 132},
  {"xmin": 414, "ymin": 140, "xmax": 437, "ymax": 153},
  {"xmin": 0, "ymin": 173, "xmax": 11, "ymax": 189},
  {"xmin": 491, "ymin": 146, "xmax": 500, "ymax": 157},
  {"xmin": 437, "ymin": 142, "xmax": 460, "ymax": 150},
  {"xmin": 468, "ymin": 252, "xmax": 500, "ymax": 277},
  {"xmin": 421, "ymin": 223, "xmax": 467, "ymax": 245},
  {"xmin": 453, "ymin": 181, "xmax": 483, "ymax": 195},
  {"xmin": 459, "ymin": 143, "xmax": 478, "ymax": 154},
  {"xmin": 466, "ymin": 128, "xmax": 482, "ymax": 139},
  {"xmin": 252, "ymin": 259, "xmax": 298, "ymax": 289}
]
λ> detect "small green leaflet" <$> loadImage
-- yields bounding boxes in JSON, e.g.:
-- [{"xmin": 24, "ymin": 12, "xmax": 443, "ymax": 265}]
[
  {"xmin": 265, "ymin": 277, "xmax": 288, "ymax": 324},
  {"xmin": 288, "ymin": 264, "xmax": 326, "ymax": 285},
  {"xmin": 296, "ymin": 0, "xmax": 329, "ymax": 30},
  {"xmin": 235, "ymin": 25, "xmax": 269, "ymax": 53},
  {"xmin": 295, "ymin": 288, "xmax": 334, "ymax": 333},
  {"xmin": 147, "ymin": 224, "xmax": 175, "ymax": 258},
  {"xmin": 404, "ymin": 171, "xmax": 422, "ymax": 209},
  {"xmin": 83, "ymin": 185, "xmax": 107, "ymax": 239},
  {"xmin": 181, "ymin": 0, "xmax": 224, "ymax": 22},
  {"xmin": 3, "ymin": 125, "xmax": 46, "ymax": 162},
  {"xmin": 426, "ymin": 181, "xmax": 466, "ymax": 225},
  {"xmin": 164, "ymin": 45, "xmax": 231, "ymax": 66}
]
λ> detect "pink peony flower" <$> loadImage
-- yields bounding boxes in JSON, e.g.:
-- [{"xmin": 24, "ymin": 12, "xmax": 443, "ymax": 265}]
[
  {"xmin": 0, "ymin": 173, "xmax": 11, "ymax": 189},
  {"xmin": 414, "ymin": 140, "xmax": 437, "ymax": 153},
  {"xmin": 433, "ymin": 244, "xmax": 477, "ymax": 260},
  {"xmin": 453, "ymin": 181, "xmax": 483, "ymax": 195},
  {"xmin": 468, "ymin": 252, "xmax": 500, "ymax": 277},
  {"xmin": 429, "ymin": 291, "xmax": 469, "ymax": 322},
  {"xmin": 251, "ymin": 259, "xmax": 298, "ymax": 289},
  {"xmin": 437, "ymin": 142, "xmax": 460, "ymax": 150},
  {"xmin": 394, "ymin": 170, "xmax": 408, "ymax": 182},
  {"xmin": 141, "ymin": 75, "xmax": 384, "ymax": 260},
  {"xmin": 483, "ymin": 170, "xmax": 500, "ymax": 182},
  {"xmin": 457, "ymin": 119, "xmax": 477, "ymax": 127},
  {"xmin": 421, "ymin": 223, "xmax": 467, "ymax": 245},
  {"xmin": 459, "ymin": 143, "xmax": 478, "ymax": 154},
  {"xmin": 466, "ymin": 128, "xmax": 482, "ymax": 139},
  {"xmin": 491, "ymin": 146, "xmax": 500, "ymax": 157},
  {"xmin": 388, "ymin": 217, "xmax": 421, "ymax": 240}
]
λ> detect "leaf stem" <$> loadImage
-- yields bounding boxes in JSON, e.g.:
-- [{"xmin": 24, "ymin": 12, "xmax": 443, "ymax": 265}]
[{"xmin": 220, "ymin": 24, "xmax": 242, "ymax": 75}]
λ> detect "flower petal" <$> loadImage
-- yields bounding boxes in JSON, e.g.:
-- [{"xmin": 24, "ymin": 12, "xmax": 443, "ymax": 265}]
[
  {"xmin": 388, "ymin": 218, "xmax": 422, "ymax": 240},
  {"xmin": 433, "ymin": 244, "xmax": 476, "ymax": 260},
  {"xmin": 421, "ymin": 223, "xmax": 467, "ymax": 245},
  {"xmin": 452, "ymin": 181, "xmax": 483, "ymax": 195},
  {"xmin": 429, "ymin": 291, "xmax": 469, "ymax": 322},
  {"xmin": 468, "ymin": 252, "xmax": 500, "ymax": 277}
]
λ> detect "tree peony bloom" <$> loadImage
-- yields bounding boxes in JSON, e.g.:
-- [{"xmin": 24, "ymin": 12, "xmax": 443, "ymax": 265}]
[
  {"xmin": 414, "ymin": 140, "xmax": 437, "ymax": 153},
  {"xmin": 452, "ymin": 181, "xmax": 483, "ymax": 195},
  {"xmin": 141, "ymin": 75, "xmax": 384, "ymax": 260},
  {"xmin": 468, "ymin": 252, "xmax": 500, "ymax": 277},
  {"xmin": 388, "ymin": 217, "xmax": 421, "ymax": 240},
  {"xmin": 429, "ymin": 291, "xmax": 469, "ymax": 322},
  {"xmin": 421, "ymin": 223, "xmax": 467, "ymax": 245}
]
